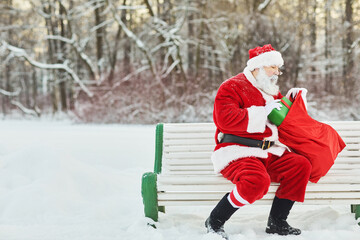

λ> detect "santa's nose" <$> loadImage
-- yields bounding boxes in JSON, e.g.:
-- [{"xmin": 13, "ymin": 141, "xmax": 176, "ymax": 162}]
[{"xmin": 274, "ymin": 68, "xmax": 282, "ymax": 76}]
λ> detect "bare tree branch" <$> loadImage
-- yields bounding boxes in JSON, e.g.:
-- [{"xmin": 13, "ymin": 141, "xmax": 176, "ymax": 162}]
[
  {"xmin": 106, "ymin": 0, "xmax": 157, "ymax": 78},
  {"xmin": 258, "ymin": 0, "xmax": 272, "ymax": 12},
  {"xmin": 0, "ymin": 88, "xmax": 21, "ymax": 96},
  {"xmin": 45, "ymin": 34, "xmax": 99, "ymax": 81},
  {"xmin": 143, "ymin": 0, "xmax": 155, "ymax": 17},
  {"xmin": 145, "ymin": 1, "xmax": 189, "ymax": 83},
  {"xmin": 1, "ymin": 41, "xmax": 93, "ymax": 97},
  {"xmin": 11, "ymin": 100, "xmax": 40, "ymax": 116}
]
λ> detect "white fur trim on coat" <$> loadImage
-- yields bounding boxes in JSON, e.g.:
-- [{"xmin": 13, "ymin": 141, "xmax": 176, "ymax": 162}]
[
  {"xmin": 211, "ymin": 144, "xmax": 286, "ymax": 173},
  {"xmin": 258, "ymin": 89, "xmax": 276, "ymax": 104},
  {"xmin": 247, "ymin": 106, "xmax": 267, "ymax": 133},
  {"xmin": 243, "ymin": 67, "xmax": 257, "ymax": 86},
  {"xmin": 247, "ymin": 51, "xmax": 284, "ymax": 71}
]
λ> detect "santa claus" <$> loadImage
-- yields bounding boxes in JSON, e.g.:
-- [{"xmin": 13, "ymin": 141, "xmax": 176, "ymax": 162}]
[{"xmin": 205, "ymin": 44, "xmax": 311, "ymax": 239}]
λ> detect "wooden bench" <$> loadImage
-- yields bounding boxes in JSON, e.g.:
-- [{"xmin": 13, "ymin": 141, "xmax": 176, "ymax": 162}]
[{"xmin": 141, "ymin": 121, "xmax": 360, "ymax": 224}]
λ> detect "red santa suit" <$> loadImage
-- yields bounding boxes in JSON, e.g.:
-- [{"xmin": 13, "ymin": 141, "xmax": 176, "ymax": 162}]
[{"xmin": 211, "ymin": 63, "xmax": 312, "ymax": 208}]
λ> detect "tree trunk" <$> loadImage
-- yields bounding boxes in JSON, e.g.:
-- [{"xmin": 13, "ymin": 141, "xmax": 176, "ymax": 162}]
[
  {"xmin": 42, "ymin": 0, "xmax": 58, "ymax": 112},
  {"xmin": 3, "ymin": 0, "xmax": 14, "ymax": 114},
  {"xmin": 59, "ymin": 0, "xmax": 67, "ymax": 112},
  {"xmin": 51, "ymin": 85, "xmax": 59, "ymax": 113},
  {"xmin": 325, "ymin": 0, "xmax": 333, "ymax": 94},
  {"xmin": 343, "ymin": 0, "xmax": 354, "ymax": 97},
  {"xmin": 187, "ymin": 11, "xmax": 194, "ymax": 78},
  {"xmin": 32, "ymin": 70, "xmax": 38, "ymax": 109},
  {"xmin": 69, "ymin": 85, "xmax": 75, "ymax": 111},
  {"xmin": 195, "ymin": 1, "xmax": 206, "ymax": 80},
  {"xmin": 5, "ymin": 64, "xmax": 12, "ymax": 114},
  {"xmin": 122, "ymin": 0, "xmax": 131, "ymax": 76},
  {"xmin": 309, "ymin": 0, "xmax": 317, "ymax": 80},
  {"xmin": 94, "ymin": 0, "xmax": 104, "ymax": 64},
  {"xmin": 23, "ymin": 66, "xmax": 31, "ymax": 108},
  {"xmin": 109, "ymin": 0, "xmax": 128, "ymax": 83},
  {"xmin": 293, "ymin": 0, "xmax": 305, "ymax": 87},
  {"xmin": 163, "ymin": 0, "xmax": 173, "ymax": 25}
]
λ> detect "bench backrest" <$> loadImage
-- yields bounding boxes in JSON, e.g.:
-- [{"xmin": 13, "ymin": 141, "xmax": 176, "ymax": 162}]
[
  {"xmin": 155, "ymin": 121, "xmax": 360, "ymax": 206},
  {"xmin": 160, "ymin": 122, "xmax": 360, "ymax": 176}
]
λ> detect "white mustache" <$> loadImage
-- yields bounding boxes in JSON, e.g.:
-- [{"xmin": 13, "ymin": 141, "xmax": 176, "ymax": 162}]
[{"xmin": 270, "ymin": 75, "xmax": 278, "ymax": 82}]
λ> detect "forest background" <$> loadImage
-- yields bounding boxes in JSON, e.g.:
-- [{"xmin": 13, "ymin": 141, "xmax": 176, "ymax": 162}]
[{"xmin": 0, "ymin": 0, "xmax": 359, "ymax": 123}]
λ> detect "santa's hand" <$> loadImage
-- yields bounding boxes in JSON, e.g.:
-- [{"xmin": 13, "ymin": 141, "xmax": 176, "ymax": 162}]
[
  {"xmin": 286, "ymin": 88, "xmax": 308, "ymax": 100},
  {"xmin": 265, "ymin": 99, "xmax": 282, "ymax": 115}
]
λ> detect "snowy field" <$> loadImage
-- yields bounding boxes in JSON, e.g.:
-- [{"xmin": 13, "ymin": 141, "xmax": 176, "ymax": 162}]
[{"xmin": 0, "ymin": 120, "xmax": 359, "ymax": 240}]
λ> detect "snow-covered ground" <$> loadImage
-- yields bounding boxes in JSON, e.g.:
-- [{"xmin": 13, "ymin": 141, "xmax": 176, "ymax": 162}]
[{"xmin": 0, "ymin": 120, "xmax": 359, "ymax": 240}]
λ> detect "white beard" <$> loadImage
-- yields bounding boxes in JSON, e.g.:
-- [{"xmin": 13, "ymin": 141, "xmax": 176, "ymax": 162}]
[{"xmin": 255, "ymin": 67, "xmax": 279, "ymax": 96}]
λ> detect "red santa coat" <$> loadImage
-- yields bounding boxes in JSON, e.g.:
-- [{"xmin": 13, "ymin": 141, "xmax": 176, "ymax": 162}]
[{"xmin": 211, "ymin": 67, "xmax": 288, "ymax": 173}]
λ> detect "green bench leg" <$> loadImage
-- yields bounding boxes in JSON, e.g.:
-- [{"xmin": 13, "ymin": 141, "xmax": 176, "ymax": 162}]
[
  {"xmin": 141, "ymin": 172, "xmax": 159, "ymax": 222},
  {"xmin": 351, "ymin": 204, "xmax": 360, "ymax": 225},
  {"xmin": 159, "ymin": 205, "xmax": 165, "ymax": 213}
]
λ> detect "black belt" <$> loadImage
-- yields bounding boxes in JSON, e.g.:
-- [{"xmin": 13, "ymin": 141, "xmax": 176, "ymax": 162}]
[{"xmin": 220, "ymin": 133, "xmax": 275, "ymax": 150}]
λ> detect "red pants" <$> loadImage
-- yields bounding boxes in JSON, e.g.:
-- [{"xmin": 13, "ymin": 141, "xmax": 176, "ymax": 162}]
[{"xmin": 220, "ymin": 151, "xmax": 312, "ymax": 207}]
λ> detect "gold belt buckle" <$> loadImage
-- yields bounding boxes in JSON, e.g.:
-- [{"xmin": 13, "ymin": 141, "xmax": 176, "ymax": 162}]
[{"xmin": 262, "ymin": 139, "xmax": 271, "ymax": 150}]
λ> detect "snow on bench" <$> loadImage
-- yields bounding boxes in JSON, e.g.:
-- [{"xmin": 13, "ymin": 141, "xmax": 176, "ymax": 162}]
[{"xmin": 141, "ymin": 122, "xmax": 360, "ymax": 223}]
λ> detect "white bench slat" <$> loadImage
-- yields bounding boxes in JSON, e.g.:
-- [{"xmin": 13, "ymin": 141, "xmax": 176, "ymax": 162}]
[
  {"xmin": 161, "ymin": 170, "xmax": 360, "ymax": 177},
  {"xmin": 163, "ymin": 159, "xmax": 211, "ymax": 165},
  {"xmin": 163, "ymin": 161, "xmax": 360, "ymax": 170},
  {"xmin": 162, "ymin": 165, "xmax": 213, "ymax": 171},
  {"xmin": 163, "ymin": 121, "xmax": 360, "ymax": 131},
  {"xmin": 163, "ymin": 123, "xmax": 360, "ymax": 131},
  {"xmin": 338, "ymin": 151, "xmax": 360, "ymax": 157},
  {"xmin": 161, "ymin": 171, "xmax": 360, "ymax": 176},
  {"xmin": 162, "ymin": 171, "xmax": 215, "ymax": 175},
  {"xmin": 164, "ymin": 143, "xmax": 360, "ymax": 152},
  {"xmin": 158, "ymin": 199, "xmax": 360, "ymax": 206},
  {"xmin": 165, "ymin": 139, "xmax": 214, "ymax": 145},
  {"xmin": 164, "ymin": 124, "xmax": 215, "ymax": 131},
  {"xmin": 158, "ymin": 174, "xmax": 360, "ymax": 184},
  {"xmin": 344, "ymin": 143, "xmax": 360, "ymax": 149},
  {"xmin": 164, "ymin": 145, "xmax": 215, "ymax": 152},
  {"xmin": 164, "ymin": 132, "xmax": 215, "ymax": 139},
  {"xmin": 341, "ymin": 137, "xmax": 360, "ymax": 143},
  {"xmin": 162, "ymin": 161, "xmax": 360, "ymax": 169},
  {"xmin": 163, "ymin": 152, "xmax": 211, "ymax": 159},
  {"xmin": 158, "ymin": 192, "xmax": 360, "ymax": 202},
  {"xmin": 325, "ymin": 121, "xmax": 360, "ymax": 129},
  {"xmin": 163, "ymin": 132, "xmax": 360, "ymax": 140},
  {"xmin": 162, "ymin": 158, "xmax": 359, "ymax": 166},
  {"xmin": 162, "ymin": 166, "xmax": 360, "ymax": 174},
  {"xmin": 163, "ymin": 151, "xmax": 360, "ymax": 160},
  {"xmin": 157, "ymin": 183, "xmax": 360, "ymax": 192},
  {"xmin": 164, "ymin": 140, "xmax": 359, "ymax": 149},
  {"xmin": 163, "ymin": 137, "xmax": 360, "ymax": 146},
  {"xmin": 333, "ymin": 131, "xmax": 360, "ymax": 136}
]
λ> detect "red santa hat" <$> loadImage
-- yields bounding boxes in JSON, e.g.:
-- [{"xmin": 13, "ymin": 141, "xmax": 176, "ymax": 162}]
[{"xmin": 246, "ymin": 44, "xmax": 284, "ymax": 71}]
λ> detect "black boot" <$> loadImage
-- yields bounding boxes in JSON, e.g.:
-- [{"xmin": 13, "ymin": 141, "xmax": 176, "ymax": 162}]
[
  {"xmin": 265, "ymin": 196, "xmax": 301, "ymax": 235},
  {"xmin": 205, "ymin": 193, "xmax": 238, "ymax": 240}
]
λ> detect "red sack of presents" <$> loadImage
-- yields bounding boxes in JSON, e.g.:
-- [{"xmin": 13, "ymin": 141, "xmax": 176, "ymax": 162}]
[{"xmin": 277, "ymin": 94, "xmax": 346, "ymax": 183}]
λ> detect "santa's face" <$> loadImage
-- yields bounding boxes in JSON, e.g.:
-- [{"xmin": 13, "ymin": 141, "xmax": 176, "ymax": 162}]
[
  {"xmin": 254, "ymin": 66, "xmax": 280, "ymax": 96},
  {"xmin": 263, "ymin": 65, "xmax": 282, "ymax": 77}
]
